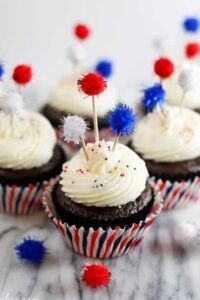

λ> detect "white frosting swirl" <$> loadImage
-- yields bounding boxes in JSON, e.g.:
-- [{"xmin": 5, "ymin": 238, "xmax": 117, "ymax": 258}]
[
  {"xmin": 133, "ymin": 105, "xmax": 200, "ymax": 162},
  {"xmin": 0, "ymin": 110, "xmax": 56, "ymax": 170},
  {"xmin": 60, "ymin": 141, "xmax": 148, "ymax": 207},
  {"xmin": 48, "ymin": 73, "xmax": 118, "ymax": 117},
  {"xmin": 164, "ymin": 62, "xmax": 200, "ymax": 109}
]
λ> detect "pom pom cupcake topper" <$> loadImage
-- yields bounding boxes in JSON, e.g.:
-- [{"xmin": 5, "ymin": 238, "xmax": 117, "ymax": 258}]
[
  {"xmin": 0, "ymin": 63, "xmax": 5, "ymax": 80},
  {"xmin": 78, "ymin": 72, "xmax": 107, "ymax": 143},
  {"xmin": 74, "ymin": 23, "xmax": 91, "ymax": 40},
  {"xmin": 62, "ymin": 115, "xmax": 89, "ymax": 161},
  {"xmin": 154, "ymin": 57, "xmax": 174, "ymax": 81},
  {"xmin": 12, "ymin": 64, "xmax": 33, "ymax": 93},
  {"xmin": 178, "ymin": 67, "xmax": 199, "ymax": 107},
  {"xmin": 108, "ymin": 103, "xmax": 136, "ymax": 151},
  {"xmin": 95, "ymin": 60, "xmax": 113, "ymax": 79},
  {"xmin": 142, "ymin": 83, "xmax": 166, "ymax": 113},
  {"xmin": 15, "ymin": 237, "xmax": 48, "ymax": 265},
  {"xmin": 0, "ymin": 91, "xmax": 24, "ymax": 115},
  {"xmin": 183, "ymin": 17, "xmax": 199, "ymax": 33},
  {"xmin": 82, "ymin": 263, "xmax": 111, "ymax": 288},
  {"xmin": 185, "ymin": 42, "xmax": 200, "ymax": 59}
]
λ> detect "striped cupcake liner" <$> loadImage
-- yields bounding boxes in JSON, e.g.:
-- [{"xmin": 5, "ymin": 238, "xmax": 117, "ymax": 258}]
[
  {"xmin": 42, "ymin": 180, "xmax": 163, "ymax": 259},
  {"xmin": 150, "ymin": 176, "xmax": 200, "ymax": 211},
  {"xmin": 0, "ymin": 180, "xmax": 52, "ymax": 215}
]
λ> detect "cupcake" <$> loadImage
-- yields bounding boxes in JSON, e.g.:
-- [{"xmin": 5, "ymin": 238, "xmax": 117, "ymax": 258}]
[
  {"xmin": 42, "ymin": 73, "xmax": 163, "ymax": 258},
  {"xmin": 0, "ymin": 90, "xmax": 66, "ymax": 215},
  {"xmin": 41, "ymin": 24, "xmax": 118, "ymax": 142},
  {"xmin": 130, "ymin": 83, "xmax": 200, "ymax": 210}
]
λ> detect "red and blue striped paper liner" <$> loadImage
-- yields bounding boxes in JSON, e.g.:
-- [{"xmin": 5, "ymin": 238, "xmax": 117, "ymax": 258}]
[
  {"xmin": 42, "ymin": 180, "xmax": 163, "ymax": 259},
  {"xmin": 150, "ymin": 176, "xmax": 200, "ymax": 211},
  {"xmin": 0, "ymin": 180, "xmax": 51, "ymax": 215}
]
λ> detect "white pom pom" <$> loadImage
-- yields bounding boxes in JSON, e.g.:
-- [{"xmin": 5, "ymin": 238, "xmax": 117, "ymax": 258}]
[
  {"xmin": 178, "ymin": 67, "xmax": 200, "ymax": 92},
  {"xmin": 0, "ymin": 92, "xmax": 24, "ymax": 114},
  {"xmin": 62, "ymin": 115, "xmax": 88, "ymax": 144},
  {"xmin": 67, "ymin": 45, "xmax": 86, "ymax": 65}
]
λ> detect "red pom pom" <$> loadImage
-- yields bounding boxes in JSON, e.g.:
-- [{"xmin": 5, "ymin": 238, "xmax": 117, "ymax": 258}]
[
  {"xmin": 78, "ymin": 72, "xmax": 107, "ymax": 96},
  {"xmin": 185, "ymin": 42, "xmax": 200, "ymax": 58},
  {"xmin": 12, "ymin": 65, "xmax": 32, "ymax": 85},
  {"xmin": 82, "ymin": 263, "xmax": 111, "ymax": 288},
  {"xmin": 154, "ymin": 57, "xmax": 174, "ymax": 79},
  {"xmin": 74, "ymin": 23, "xmax": 90, "ymax": 40}
]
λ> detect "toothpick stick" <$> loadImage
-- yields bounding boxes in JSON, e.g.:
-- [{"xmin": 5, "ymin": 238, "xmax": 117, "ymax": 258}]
[
  {"xmin": 92, "ymin": 96, "xmax": 99, "ymax": 143},
  {"xmin": 112, "ymin": 134, "xmax": 119, "ymax": 152},
  {"xmin": 81, "ymin": 137, "xmax": 89, "ymax": 161},
  {"xmin": 156, "ymin": 104, "xmax": 166, "ymax": 125},
  {"xmin": 180, "ymin": 90, "xmax": 186, "ymax": 108}
]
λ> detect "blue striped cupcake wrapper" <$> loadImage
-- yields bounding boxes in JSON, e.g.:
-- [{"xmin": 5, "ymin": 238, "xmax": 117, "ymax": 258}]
[
  {"xmin": 0, "ymin": 179, "xmax": 52, "ymax": 215},
  {"xmin": 42, "ymin": 179, "xmax": 163, "ymax": 259},
  {"xmin": 150, "ymin": 176, "xmax": 200, "ymax": 211}
]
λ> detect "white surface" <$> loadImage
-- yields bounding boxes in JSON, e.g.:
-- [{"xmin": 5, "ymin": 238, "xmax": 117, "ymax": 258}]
[
  {"xmin": 0, "ymin": 203, "xmax": 200, "ymax": 300},
  {"xmin": 0, "ymin": 0, "xmax": 200, "ymax": 108}
]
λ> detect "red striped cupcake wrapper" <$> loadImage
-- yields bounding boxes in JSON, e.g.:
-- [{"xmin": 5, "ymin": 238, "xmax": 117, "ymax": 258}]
[
  {"xmin": 42, "ymin": 179, "xmax": 163, "ymax": 259},
  {"xmin": 150, "ymin": 176, "xmax": 200, "ymax": 211},
  {"xmin": 0, "ymin": 179, "xmax": 53, "ymax": 215}
]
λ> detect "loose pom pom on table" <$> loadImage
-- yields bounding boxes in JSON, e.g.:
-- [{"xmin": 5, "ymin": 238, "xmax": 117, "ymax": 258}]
[
  {"xmin": 0, "ymin": 92, "xmax": 24, "ymax": 114},
  {"xmin": 185, "ymin": 42, "xmax": 200, "ymax": 58},
  {"xmin": 178, "ymin": 68, "xmax": 200, "ymax": 92},
  {"xmin": 0, "ymin": 63, "xmax": 5, "ymax": 79},
  {"xmin": 14, "ymin": 237, "xmax": 48, "ymax": 265},
  {"xmin": 82, "ymin": 263, "xmax": 111, "ymax": 288},
  {"xmin": 108, "ymin": 103, "xmax": 136, "ymax": 136},
  {"xmin": 78, "ymin": 72, "xmax": 107, "ymax": 96},
  {"xmin": 12, "ymin": 64, "xmax": 32, "ymax": 85},
  {"xmin": 183, "ymin": 17, "xmax": 199, "ymax": 33},
  {"xmin": 61, "ymin": 115, "xmax": 88, "ymax": 144},
  {"xmin": 154, "ymin": 57, "xmax": 174, "ymax": 79},
  {"xmin": 74, "ymin": 23, "xmax": 90, "ymax": 40},
  {"xmin": 142, "ymin": 83, "xmax": 166, "ymax": 113},
  {"xmin": 95, "ymin": 60, "xmax": 113, "ymax": 78}
]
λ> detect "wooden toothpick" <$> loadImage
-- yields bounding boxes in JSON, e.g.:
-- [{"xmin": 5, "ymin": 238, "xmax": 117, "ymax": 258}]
[
  {"xmin": 81, "ymin": 137, "xmax": 89, "ymax": 161},
  {"xmin": 92, "ymin": 96, "xmax": 99, "ymax": 143},
  {"xmin": 112, "ymin": 134, "xmax": 119, "ymax": 152}
]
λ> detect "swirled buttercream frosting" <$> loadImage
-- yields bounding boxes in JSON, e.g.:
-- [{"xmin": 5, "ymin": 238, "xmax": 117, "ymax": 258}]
[
  {"xmin": 0, "ymin": 110, "xmax": 56, "ymax": 170},
  {"xmin": 48, "ymin": 73, "xmax": 118, "ymax": 117},
  {"xmin": 60, "ymin": 141, "xmax": 149, "ymax": 207},
  {"xmin": 133, "ymin": 105, "xmax": 200, "ymax": 163}
]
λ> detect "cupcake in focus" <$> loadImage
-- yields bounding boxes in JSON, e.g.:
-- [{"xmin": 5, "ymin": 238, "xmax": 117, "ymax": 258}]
[
  {"xmin": 42, "ymin": 73, "xmax": 162, "ymax": 259},
  {"xmin": 130, "ymin": 83, "xmax": 200, "ymax": 210},
  {"xmin": 0, "ymin": 66, "xmax": 66, "ymax": 215}
]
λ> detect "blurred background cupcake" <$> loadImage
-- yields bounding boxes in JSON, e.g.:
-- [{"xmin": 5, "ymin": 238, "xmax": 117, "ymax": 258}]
[{"xmin": 0, "ymin": 65, "xmax": 66, "ymax": 215}]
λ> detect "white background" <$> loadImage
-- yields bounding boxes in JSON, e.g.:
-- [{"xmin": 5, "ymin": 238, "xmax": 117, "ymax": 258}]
[{"xmin": 0, "ymin": 0, "xmax": 199, "ymax": 107}]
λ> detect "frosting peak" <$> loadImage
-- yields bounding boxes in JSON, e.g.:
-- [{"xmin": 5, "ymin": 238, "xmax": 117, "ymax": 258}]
[
  {"xmin": 133, "ymin": 105, "xmax": 200, "ymax": 163},
  {"xmin": 60, "ymin": 141, "xmax": 149, "ymax": 207}
]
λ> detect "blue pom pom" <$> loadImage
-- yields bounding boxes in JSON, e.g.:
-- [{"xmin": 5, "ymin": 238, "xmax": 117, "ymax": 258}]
[
  {"xmin": 15, "ymin": 237, "xmax": 48, "ymax": 265},
  {"xmin": 183, "ymin": 17, "xmax": 199, "ymax": 32},
  {"xmin": 0, "ymin": 63, "xmax": 4, "ymax": 79},
  {"xmin": 95, "ymin": 60, "xmax": 113, "ymax": 78},
  {"xmin": 108, "ymin": 103, "xmax": 136, "ymax": 136},
  {"xmin": 143, "ymin": 83, "xmax": 165, "ymax": 113}
]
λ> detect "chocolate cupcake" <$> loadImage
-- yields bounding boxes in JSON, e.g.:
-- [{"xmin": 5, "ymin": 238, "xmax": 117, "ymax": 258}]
[
  {"xmin": 43, "ymin": 141, "xmax": 162, "ymax": 258},
  {"xmin": 0, "ymin": 91, "xmax": 66, "ymax": 215},
  {"xmin": 131, "ymin": 104, "xmax": 200, "ymax": 210}
]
